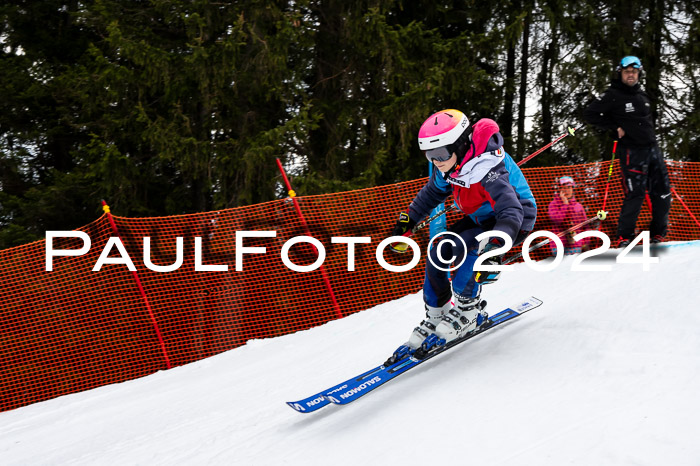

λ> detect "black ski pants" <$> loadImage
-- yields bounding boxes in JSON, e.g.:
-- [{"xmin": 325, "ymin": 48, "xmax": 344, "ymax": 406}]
[{"xmin": 617, "ymin": 145, "xmax": 671, "ymax": 239}]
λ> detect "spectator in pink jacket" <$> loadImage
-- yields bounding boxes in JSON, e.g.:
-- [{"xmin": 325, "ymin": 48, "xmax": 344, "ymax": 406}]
[{"xmin": 548, "ymin": 176, "xmax": 590, "ymax": 255}]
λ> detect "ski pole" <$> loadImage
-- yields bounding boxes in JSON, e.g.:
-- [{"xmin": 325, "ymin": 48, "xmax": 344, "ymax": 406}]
[
  {"xmin": 503, "ymin": 210, "xmax": 608, "ymax": 265},
  {"xmin": 409, "ymin": 125, "xmax": 581, "ymax": 235},
  {"xmin": 408, "ymin": 205, "xmax": 458, "ymax": 235},
  {"xmin": 601, "ymin": 140, "xmax": 618, "ymax": 212},
  {"xmin": 517, "ymin": 126, "xmax": 580, "ymax": 167},
  {"xmin": 614, "ymin": 144, "xmax": 653, "ymax": 214}
]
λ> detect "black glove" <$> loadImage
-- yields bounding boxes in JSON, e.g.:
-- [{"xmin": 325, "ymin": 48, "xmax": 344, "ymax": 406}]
[
  {"xmin": 514, "ymin": 229, "xmax": 530, "ymax": 247},
  {"xmin": 474, "ymin": 237, "xmax": 506, "ymax": 285},
  {"xmin": 389, "ymin": 212, "xmax": 417, "ymax": 253}
]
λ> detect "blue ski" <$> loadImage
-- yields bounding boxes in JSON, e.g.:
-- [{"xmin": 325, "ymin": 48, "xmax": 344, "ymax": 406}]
[
  {"xmin": 322, "ymin": 296, "xmax": 543, "ymax": 406},
  {"xmin": 286, "ymin": 365, "xmax": 386, "ymax": 413},
  {"xmin": 287, "ymin": 296, "xmax": 542, "ymax": 412}
]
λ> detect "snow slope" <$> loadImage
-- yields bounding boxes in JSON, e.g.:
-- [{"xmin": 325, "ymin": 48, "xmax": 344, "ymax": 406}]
[{"xmin": 2, "ymin": 242, "xmax": 700, "ymax": 466}]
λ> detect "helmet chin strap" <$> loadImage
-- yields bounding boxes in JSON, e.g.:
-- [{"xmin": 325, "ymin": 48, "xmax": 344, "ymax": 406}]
[{"xmin": 440, "ymin": 162, "xmax": 458, "ymax": 178}]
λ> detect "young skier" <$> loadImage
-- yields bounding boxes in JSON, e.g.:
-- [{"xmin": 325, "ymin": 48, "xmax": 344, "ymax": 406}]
[
  {"xmin": 389, "ymin": 109, "xmax": 537, "ymax": 357},
  {"xmin": 547, "ymin": 176, "xmax": 590, "ymax": 255}
]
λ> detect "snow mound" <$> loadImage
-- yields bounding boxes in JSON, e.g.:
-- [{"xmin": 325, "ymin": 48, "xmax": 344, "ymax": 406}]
[{"xmin": 2, "ymin": 241, "xmax": 700, "ymax": 465}]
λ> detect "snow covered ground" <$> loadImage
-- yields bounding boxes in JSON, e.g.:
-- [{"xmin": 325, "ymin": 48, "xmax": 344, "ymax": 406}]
[{"xmin": 2, "ymin": 241, "xmax": 700, "ymax": 465}]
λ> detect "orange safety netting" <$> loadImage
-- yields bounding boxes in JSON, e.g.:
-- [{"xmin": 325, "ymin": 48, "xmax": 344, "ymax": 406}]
[{"xmin": 1, "ymin": 160, "xmax": 699, "ymax": 412}]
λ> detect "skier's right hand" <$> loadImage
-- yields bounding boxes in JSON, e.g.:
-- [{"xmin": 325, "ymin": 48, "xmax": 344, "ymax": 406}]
[
  {"xmin": 389, "ymin": 212, "xmax": 416, "ymax": 253},
  {"xmin": 474, "ymin": 237, "xmax": 505, "ymax": 285}
]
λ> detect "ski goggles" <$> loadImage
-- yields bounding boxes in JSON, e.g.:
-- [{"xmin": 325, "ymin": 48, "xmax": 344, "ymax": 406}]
[
  {"xmin": 424, "ymin": 146, "xmax": 454, "ymax": 163},
  {"xmin": 619, "ymin": 56, "xmax": 642, "ymax": 69}
]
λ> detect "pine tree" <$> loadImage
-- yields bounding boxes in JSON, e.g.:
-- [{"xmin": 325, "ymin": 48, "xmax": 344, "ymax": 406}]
[{"xmin": 2, "ymin": 0, "xmax": 699, "ymax": 249}]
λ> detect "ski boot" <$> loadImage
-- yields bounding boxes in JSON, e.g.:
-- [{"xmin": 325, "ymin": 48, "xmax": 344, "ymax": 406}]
[
  {"xmin": 384, "ymin": 301, "xmax": 451, "ymax": 366},
  {"xmin": 413, "ymin": 298, "xmax": 491, "ymax": 359},
  {"xmin": 433, "ymin": 292, "xmax": 488, "ymax": 346}
]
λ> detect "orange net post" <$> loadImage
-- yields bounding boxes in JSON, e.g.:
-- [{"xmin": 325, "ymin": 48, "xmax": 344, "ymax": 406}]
[
  {"xmin": 671, "ymin": 187, "xmax": 700, "ymax": 230},
  {"xmin": 101, "ymin": 200, "xmax": 172, "ymax": 370},
  {"xmin": 275, "ymin": 159, "xmax": 343, "ymax": 319},
  {"xmin": 1, "ymin": 160, "xmax": 700, "ymax": 412}
]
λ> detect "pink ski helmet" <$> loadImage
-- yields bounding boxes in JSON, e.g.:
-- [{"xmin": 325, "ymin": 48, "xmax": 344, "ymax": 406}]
[{"xmin": 418, "ymin": 109, "xmax": 472, "ymax": 162}]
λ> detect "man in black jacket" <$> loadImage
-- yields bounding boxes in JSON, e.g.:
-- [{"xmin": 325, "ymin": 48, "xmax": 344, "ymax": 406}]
[{"xmin": 584, "ymin": 55, "xmax": 671, "ymax": 248}]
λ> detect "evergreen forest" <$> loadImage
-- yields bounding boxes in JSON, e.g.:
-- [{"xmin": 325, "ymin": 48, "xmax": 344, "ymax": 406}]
[{"xmin": 1, "ymin": 0, "xmax": 698, "ymax": 248}]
